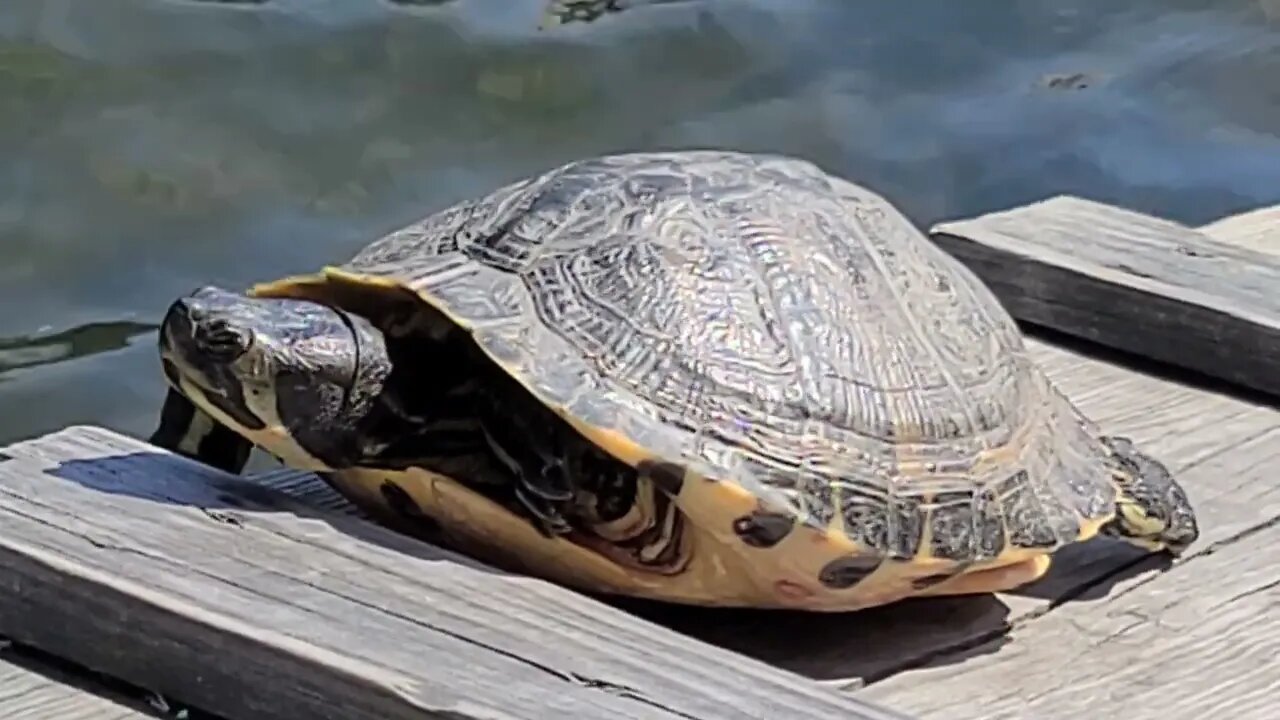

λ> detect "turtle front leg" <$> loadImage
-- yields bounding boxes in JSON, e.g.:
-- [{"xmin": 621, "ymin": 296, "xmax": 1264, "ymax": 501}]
[
  {"xmin": 1098, "ymin": 435, "xmax": 1200, "ymax": 555},
  {"xmin": 475, "ymin": 397, "xmax": 576, "ymax": 537},
  {"xmin": 149, "ymin": 387, "xmax": 253, "ymax": 474}
]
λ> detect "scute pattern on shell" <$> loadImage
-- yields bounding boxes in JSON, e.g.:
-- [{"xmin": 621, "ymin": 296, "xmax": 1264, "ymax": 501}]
[{"xmin": 342, "ymin": 150, "xmax": 1117, "ymax": 561}]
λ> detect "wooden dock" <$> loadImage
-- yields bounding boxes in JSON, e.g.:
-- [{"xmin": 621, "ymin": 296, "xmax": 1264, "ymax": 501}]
[
  {"xmin": 0, "ymin": 645, "xmax": 164, "ymax": 719},
  {"xmin": 1, "ymin": 198, "xmax": 1276, "ymax": 720}
]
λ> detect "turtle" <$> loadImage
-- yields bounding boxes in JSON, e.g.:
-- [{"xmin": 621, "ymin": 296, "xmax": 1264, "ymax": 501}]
[{"xmin": 149, "ymin": 149, "xmax": 1199, "ymax": 611}]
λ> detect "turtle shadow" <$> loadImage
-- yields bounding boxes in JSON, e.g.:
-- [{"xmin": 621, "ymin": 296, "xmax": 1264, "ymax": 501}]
[
  {"xmin": 0, "ymin": 641, "xmax": 222, "ymax": 720},
  {"xmin": 1004, "ymin": 537, "xmax": 1173, "ymax": 603},
  {"xmin": 618, "ymin": 540, "xmax": 1178, "ymax": 684},
  {"xmin": 597, "ymin": 533, "xmax": 1176, "ymax": 683},
  {"xmin": 1026, "ymin": 325, "xmax": 1280, "ymax": 412},
  {"xmin": 612, "ymin": 592, "xmax": 1013, "ymax": 684}
]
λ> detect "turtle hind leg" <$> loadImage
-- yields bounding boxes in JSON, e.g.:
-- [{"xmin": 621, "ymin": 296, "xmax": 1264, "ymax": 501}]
[
  {"xmin": 1098, "ymin": 435, "xmax": 1200, "ymax": 555},
  {"xmin": 149, "ymin": 387, "xmax": 253, "ymax": 474}
]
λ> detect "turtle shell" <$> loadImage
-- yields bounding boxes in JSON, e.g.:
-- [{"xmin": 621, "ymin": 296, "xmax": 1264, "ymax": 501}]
[{"xmin": 255, "ymin": 150, "xmax": 1120, "ymax": 609}]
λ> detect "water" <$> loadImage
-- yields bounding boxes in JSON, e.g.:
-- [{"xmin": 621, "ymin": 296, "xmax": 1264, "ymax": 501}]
[{"xmin": 1, "ymin": 0, "xmax": 1278, "ymax": 447}]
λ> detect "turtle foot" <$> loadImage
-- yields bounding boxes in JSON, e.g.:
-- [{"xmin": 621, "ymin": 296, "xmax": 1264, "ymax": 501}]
[{"xmin": 1098, "ymin": 435, "xmax": 1200, "ymax": 556}]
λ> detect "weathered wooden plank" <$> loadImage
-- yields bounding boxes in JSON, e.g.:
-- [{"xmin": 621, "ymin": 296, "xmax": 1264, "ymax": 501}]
[
  {"xmin": 1198, "ymin": 204, "xmax": 1280, "ymax": 254},
  {"xmin": 928, "ymin": 195, "xmax": 1280, "ymax": 398},
  {"xmin": 241, "ymin": 336, "xmax": 1280, "ymax": 690},
  {"xmin": 859, "ymin": 503, "xmax": 1280, "ymax": 719},
  {"xmin": 0, "ymin": 647, "xmax": 161, "ymax": 720},
  {"xmin": 0, "ymin": 426, "xmax": 913, "ymax": 720}
]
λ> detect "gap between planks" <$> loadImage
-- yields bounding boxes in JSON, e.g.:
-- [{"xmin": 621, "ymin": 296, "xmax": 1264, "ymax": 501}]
[{"xmin": 0, "ymin": 427, "xmax": 913, "ymax": 720}]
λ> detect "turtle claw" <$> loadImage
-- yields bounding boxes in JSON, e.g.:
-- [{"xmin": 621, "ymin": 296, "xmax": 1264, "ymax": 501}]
[{"xmin": 515, "ymin": 484, "xmax": 574, "ymax": 537}]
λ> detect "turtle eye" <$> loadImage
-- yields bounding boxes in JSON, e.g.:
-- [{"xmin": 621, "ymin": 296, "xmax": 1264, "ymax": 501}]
[{"xmin": 196, "ymin": 319, "xmax": 253, "ymax": 362}]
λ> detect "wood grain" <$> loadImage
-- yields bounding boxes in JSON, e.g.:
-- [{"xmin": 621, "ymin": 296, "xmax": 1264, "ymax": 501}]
[
  {"xmin": 0, "ymin": 426, "xmax": 913, "ymax": 720},
  {"xmin": 859, "ymin": 509, "xmax": 1280, "ymax": 719},
  {"xmin": 0, "ymin": 651, "xmax": 160, "ymax": 720},
  {"xmin": 1198, "ymin": 204, "xmax": 1280, "ymax": 254},
  {"xmin": 929, "ymin": 195, "xmax": 1280, "ymax": 397}
]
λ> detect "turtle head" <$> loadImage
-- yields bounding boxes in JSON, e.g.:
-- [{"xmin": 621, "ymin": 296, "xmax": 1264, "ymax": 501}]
[{"xmin": 158, "ymin": 285, "xmax": 393, "ymax": 470}]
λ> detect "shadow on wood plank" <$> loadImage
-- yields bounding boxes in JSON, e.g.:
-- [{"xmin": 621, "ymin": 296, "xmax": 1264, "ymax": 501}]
[
  {"xmin": 612, "ymin": 594, "xmax": 1013, "ymax": 685},
  {"xmin": 43, "ymin": 446, "xmax": 1005, "ymax": 686},
  {"xmin": 42, "ymin": 440, "xmax": 1167, "ymax": 689},
  {"xmin": 615, "ymin": 535, "xmax": 1163, "ymax": 683},
  {"xmin": 1002, "ymin": 538, "xmax": 1165, "ymax": 603},
  {"xmin": 43, "ymin": 450, "xmax": 511, "ymax": 581},
  {"xmin": 23, "ymin": 437, "xmax": 912, "ymax": 719},
  {"xmin": 1, "ymin": 641, "xmax": 226, "ymax": 720},
  {"xmin": 1021, "ymin": 324, "xmax": 1280, "ymax": 411}
]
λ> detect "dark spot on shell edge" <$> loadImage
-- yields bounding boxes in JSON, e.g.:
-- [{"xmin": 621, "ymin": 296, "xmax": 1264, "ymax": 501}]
[
  {"xmin": 733, "ymin": 510, "xmax": 796, "ymax": 548},
  {"xmin": 818, "ymin": 554, "xmax": 881, "ymax": 590}
]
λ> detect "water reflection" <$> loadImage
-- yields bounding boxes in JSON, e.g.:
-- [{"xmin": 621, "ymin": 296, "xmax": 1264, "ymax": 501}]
[
  {"xmin": 0, "ymin": 0, "xmax": 1277, "ymax": 445},
  {"xmin": 0, "ymin": 321, "xmax": 155, "ymax": 380}
]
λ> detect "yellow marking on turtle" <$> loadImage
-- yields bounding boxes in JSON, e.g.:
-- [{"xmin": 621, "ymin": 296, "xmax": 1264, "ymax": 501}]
[
  {"xmin": 912, "ymin": 554, "xmax": 1053, "ymax": 598},
  {"xmin": 1077, "ymin": 510, "xmax": 1119, "ymax": 545},
  {"xmin": 554, "ymin": 428, "xmax": 905, "ymax": 606},
  {"xmin": 168, "ymin": 375, "xmax": 333, "ymax": 472},
  {"xmin": 172, "ymin": 407, "xmax": 223, "ymax": 460},
  {"xmin": 325, "ymin": 464, "xmax": 884, "ymax": 610},
  {"xmin": 590, "ymin": 478, "xmax": 657, "ymax": 543},
  {"xmin": 332, "ymin": 465, "xmax": 656, "ymax": 591},
  {"xmin": 540, "ymin": 415, "xmax": 867, "ymax": 581},
  {"xmin": 243, "ymin": 267, "xmax": 1076, "ymax": 607}
]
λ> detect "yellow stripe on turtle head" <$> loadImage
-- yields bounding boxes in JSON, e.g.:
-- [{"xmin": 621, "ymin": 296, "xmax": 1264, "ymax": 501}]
[{"xmin": 172, "ymin": 375, "xmax": 334, "ymax": 473}]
